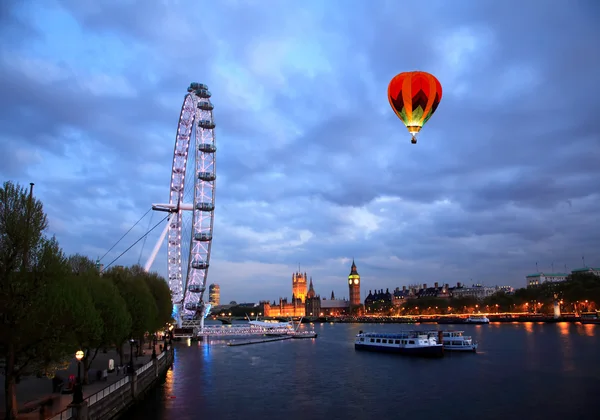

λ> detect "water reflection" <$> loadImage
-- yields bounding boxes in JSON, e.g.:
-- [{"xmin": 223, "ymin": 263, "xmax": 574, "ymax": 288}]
[
  {"xmin": 524, "ymin": 322, "xmax": 533, "ymax": 334},
  {"xmin": 558, "ymin": 322, "xmax": 570, "ymax": 336},
  {"xmin": 557, "ymin": 323, "xmax": 575, "ymax": 372},
  {"xmin": 583, "ymin": 324, "xmax": 595, "ymax": 337},
  {"xmin": 164, "ymin": 365, "xmax": 174, "ymax": 398}
]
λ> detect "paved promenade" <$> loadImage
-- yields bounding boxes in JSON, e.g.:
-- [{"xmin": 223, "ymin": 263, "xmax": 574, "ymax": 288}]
[{"xmin": 0, "ymin": 343, "xmax": 165, "ymax": 419}]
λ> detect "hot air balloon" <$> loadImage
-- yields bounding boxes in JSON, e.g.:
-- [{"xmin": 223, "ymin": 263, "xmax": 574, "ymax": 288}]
[{"xmin": 387, "ymin": 71, "xmax": 443, "ymax": 144}]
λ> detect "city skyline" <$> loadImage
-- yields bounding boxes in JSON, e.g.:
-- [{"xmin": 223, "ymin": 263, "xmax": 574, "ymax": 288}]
[{"xmin": 1, "ymin": 1, "xmax": 599, "ymax": 304}]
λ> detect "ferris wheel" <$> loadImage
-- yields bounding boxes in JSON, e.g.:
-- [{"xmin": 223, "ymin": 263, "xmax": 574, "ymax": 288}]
[{"xmin": 146, "ymin": 82, "xmax": 217, "ymax": 328}]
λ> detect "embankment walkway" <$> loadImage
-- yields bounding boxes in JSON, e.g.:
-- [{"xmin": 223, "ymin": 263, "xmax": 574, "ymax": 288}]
[{"xmin": 1, "ymin": 343, "xmax": 168, "ymax": 419}]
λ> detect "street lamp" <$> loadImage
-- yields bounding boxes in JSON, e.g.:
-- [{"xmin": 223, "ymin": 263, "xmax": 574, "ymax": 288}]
[
  {"xmin": 152, "ymin": 334, "xmax": 157, "ymax": 359},
  {"xmin": 128, "ymin": 339, "xmax": 135, "ymax": 374},
  {"xmin": 72, "ymin": 350, "xmax": 84, "ymax": 404}
]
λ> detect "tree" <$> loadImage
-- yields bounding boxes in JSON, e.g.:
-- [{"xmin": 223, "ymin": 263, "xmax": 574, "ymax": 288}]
[
  {"xmin": 80, "ymin": 271, "xmax": 132, "ymax": 383},
  {"xmin": 0, "ymin": 181, "xmax": 103, "ymax": 419},
  {"xmin": 68, "ymin": 253, "xmax": 98, "ymax": 276},
  {"xmin": 105, "ymin": 266, "xmax": 157, "ymax": 357},
  {"xmin": 141, "ymin": 269, "xmax": 173, "ymax": 332}
]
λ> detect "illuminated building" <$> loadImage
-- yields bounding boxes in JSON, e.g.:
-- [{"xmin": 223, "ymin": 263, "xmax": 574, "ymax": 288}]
[
  {"xmin": 348, "ymin": 260, "xmax": 361, "ymax": 308},
  {"xmin": 292, "ymin": 270, "xmax": 308, "ymax": 303},
  {"xmin": 209, "ymin": 283, "xmax": 220, "ymax": 306}
]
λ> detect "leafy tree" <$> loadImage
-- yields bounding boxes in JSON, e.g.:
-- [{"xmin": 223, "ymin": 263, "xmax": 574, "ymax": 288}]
[
  {"xmin": 77, "ymin": 263, "xmax": 132, "ymax": 383},
  {"xmin": 68, "ymin": 253, "xmax": 98, "ymax": 276},
  {"xmin": 141, "ymin": 269, "xmax": 173, "ymax": 333},
  {"xmin": 105, "ymin": 266, "xmax": 157, "ymax": 357},
  {"xmin": 0, "ymin": 181, "xmax": 102, "ymax": 419}
]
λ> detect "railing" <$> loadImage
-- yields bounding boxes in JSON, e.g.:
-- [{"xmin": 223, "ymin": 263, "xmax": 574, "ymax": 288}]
[
  {"xmin": 136, "ymin": 360, "xmax": 153, "ymax": 375},
  {"xmin": 49, "ymin": 349, "xmax": 172, "ymax": 420},
  {"xmin": 85, "ymin": 376, "xmax": 130, "ymax": 407},
  {"xmin": 50, "ymin": 407, "xmax": 72, "ymax": 420}
]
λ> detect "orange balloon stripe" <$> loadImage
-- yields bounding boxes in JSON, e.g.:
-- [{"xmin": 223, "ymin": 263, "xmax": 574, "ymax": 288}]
[
  {"xmin": 401, "ymin": 74, "xmax": 413, "ymax": 122},
  {"xmin": 419, "ymin": 73, "xmax": 439, "ymax": 125}
]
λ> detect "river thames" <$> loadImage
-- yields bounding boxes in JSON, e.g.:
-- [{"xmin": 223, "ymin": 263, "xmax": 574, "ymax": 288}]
[{"xmin": 126, "ymin": 322, "xmax": 600, "ymax": 419}]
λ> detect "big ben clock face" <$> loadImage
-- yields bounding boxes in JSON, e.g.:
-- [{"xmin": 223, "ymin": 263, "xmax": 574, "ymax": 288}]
[
  {"xmin": 354, "ymin": 279, "xmax": 359, "ymax": 285},
  {"xmin": 348, "ymin": 279, "xmax": 353, "ymax": 285}
]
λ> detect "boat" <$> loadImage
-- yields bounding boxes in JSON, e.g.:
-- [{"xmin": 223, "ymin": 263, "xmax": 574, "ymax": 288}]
[
  {"xmin": 436, "ymin": 330, "xmax": 478, "ymax": 352},
  {"xmin": 437, "ymin": 317, "xmax": 463, "ymax": 325},
  {"xmin": 354, "ymin": 331, "xmax": 444, "ymax": 357},
  {"xmin": 289, "ymin": 331, "xmax": 318, "ymax": 339},
  {"xmin": 465, "ymin": 315, "xmax": 490, "ymax": 324},
  {"xmin": 579, "ymin": 312, "xmax": 600, "ymax": 324}
]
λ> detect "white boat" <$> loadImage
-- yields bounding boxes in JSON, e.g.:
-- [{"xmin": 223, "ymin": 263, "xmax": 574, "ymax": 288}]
[
  {"xmin": 355, "ymin": 331, "xmax": 444, "ymax": 357},
  {"xmin": 437, "ymin": 330, "xmax": 478, "ymax": 352},
  {"xmin": 465, "ymin": 315, "xmax": 490, "ymax": 324}
]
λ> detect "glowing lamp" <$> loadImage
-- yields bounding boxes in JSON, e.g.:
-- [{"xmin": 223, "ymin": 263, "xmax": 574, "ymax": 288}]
[{"xmin": 75, "ymin": 350, "xmax": 84, "ymax": 361}]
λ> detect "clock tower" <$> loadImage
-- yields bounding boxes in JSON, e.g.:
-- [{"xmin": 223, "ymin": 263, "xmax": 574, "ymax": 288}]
[{"xmin": 348, "ymin": 259, "xmax": 361, "ymax": 308}]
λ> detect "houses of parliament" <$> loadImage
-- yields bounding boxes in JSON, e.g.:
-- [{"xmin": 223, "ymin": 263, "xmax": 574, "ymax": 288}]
[{"xmin": 261, "ymin": 260, "xmax": 363, "ymax": 317}]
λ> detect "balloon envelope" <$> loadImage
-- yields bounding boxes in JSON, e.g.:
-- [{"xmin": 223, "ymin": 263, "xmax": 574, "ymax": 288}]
[{"xmin": 388, "ymin": 71, "xmax": 442, "ymax": 142}]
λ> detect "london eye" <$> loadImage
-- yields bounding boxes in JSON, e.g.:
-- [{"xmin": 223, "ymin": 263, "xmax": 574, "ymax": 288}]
[{"xmin": 145, "ymin": 82, "xmax": 217, "ymax": 330}]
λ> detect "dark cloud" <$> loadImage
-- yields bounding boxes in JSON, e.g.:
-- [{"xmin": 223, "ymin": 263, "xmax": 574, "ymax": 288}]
[{"xmin": 1, "ymin": 0, "xmax": 599, "ymax": 302}]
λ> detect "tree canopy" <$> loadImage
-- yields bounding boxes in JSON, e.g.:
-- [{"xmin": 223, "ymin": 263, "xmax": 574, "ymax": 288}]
[{"xmin": 0, "ymin": 181, "xmax": 172, "ymax": 419}]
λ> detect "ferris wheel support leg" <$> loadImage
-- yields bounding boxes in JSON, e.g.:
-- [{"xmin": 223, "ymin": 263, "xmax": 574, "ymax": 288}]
[
  {"xmin": 144, "ymin": 214, "xmax": 171, "ymax": 272},
  {"xmin": 176, "ymin": 304, "xmax": 183, "ymax": 328}
]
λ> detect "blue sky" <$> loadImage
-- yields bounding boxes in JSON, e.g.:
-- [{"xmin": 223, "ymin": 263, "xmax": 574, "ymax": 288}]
[{"xmin": 1, "ymin": 0, "xmax": 599, "ymax": 304}]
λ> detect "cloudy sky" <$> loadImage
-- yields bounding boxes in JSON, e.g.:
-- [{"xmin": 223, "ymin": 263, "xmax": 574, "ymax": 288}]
[{"xmin": 1, "ymin": 0, "xmax": 599, "ymax": 304}]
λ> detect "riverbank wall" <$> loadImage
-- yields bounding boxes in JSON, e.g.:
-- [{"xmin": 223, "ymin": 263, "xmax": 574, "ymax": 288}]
[{"xmin": 49, "ymin": 347, "xmax": 173, "ymax": 420}]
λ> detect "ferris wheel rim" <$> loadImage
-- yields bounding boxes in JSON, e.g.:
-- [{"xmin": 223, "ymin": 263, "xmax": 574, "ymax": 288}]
[{"xmin": 166, "ymin": 84, "xmax": 216, "ymax": 318}]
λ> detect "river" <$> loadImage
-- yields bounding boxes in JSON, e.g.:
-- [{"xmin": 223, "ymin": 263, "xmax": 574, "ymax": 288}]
[{"xmin": 125, "ymin": 321, "xmax": 600, "ymax": 419}]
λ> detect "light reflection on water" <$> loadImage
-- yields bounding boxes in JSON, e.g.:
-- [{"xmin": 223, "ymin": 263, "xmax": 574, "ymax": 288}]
[{"xmin": 126, "ymin": 323, "xmax": 600, "ymax": 420}]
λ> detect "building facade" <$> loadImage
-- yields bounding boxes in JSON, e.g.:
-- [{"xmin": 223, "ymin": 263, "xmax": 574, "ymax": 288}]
[
  {"xmin": 526, "ymin": 272, "xmax": 568, "ymax": 288},
  {"xmin": 292, "ymin": 270, "xmax": 308, "ymax": 303},
  {"xmin": 209, "ymin": 283, "xmax": 220, "ymax": 305},
  {"xmin": 262, "ymin": 270, "xmax": 320, "ymax": 317}
]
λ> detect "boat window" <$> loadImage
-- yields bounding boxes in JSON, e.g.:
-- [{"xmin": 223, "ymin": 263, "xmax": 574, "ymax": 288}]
[
  {"xmin": 394, "ymin": 340, "xmax": 400, "ymax": 344},
  {"xmin": 382, "ymin": 339, "xmax": 387, "ymax": 343},
  {"xmin": 408, "ymin": 340, "xmax": 415, "ymax": 344},
  {"xmin": 376, "ymin": 339, "xmax": 381, "ymax": 343},
  {"xmin": 370, "ymin": 338, "xmax": 374, "ymax": 342},
  {"xmin": 360, "ymin": 338, "xmax": 364, "ymax": 342}
]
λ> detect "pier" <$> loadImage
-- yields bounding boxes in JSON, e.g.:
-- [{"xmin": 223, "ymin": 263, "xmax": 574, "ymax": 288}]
[{"xmin": 227, "ymin": 336, "xmax": 292, "ymax": 346}]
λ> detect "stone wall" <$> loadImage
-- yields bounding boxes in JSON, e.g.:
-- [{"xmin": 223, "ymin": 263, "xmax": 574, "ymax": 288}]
[{"xmin": 52, "ymin": 347, "xmax": 174, "ymax": 420}]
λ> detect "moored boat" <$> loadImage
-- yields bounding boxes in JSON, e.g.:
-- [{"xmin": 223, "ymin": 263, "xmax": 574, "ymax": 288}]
[
  {"xmin": 289, "ymin": 331, "xmax": 318, "ymax": 339},
  {"xmin": 435, "ymin": 330, "xmax": 478, "ymax": 352},
  {"xmin": 354, "ymin": 331, "xmax": 444, "ymax": 357},
  {"xmin": 579, "ymin": 312, "xmax": 600, "ymax": 324},
  {"xmin": 465, "ymin": 315, "xmax": 490, "ymax": 324}
]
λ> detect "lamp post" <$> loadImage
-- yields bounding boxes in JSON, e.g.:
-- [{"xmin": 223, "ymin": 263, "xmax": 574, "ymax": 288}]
[
  {"xmin": 72, "ymin": 350, "xmax": 84, "ymax": 404},
  {"xmin": 152, "ymin": 334, "xmax": 157, "ymax": 359},
  {"xmin": 128, "ymin": 339, "xmax": 135, "ymax": 374}
]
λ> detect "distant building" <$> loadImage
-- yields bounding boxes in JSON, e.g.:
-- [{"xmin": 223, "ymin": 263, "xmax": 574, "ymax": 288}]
[
  {"xmin": 571, "ymin": 267, "xmax": 600, "ymax": 277},
  {"xmin": 209, "ymin": 284, "xmax": 220, "ymax": 305},
  {"xmin": 451, "ymin": 283, "xmax": 498, "ymax": 300},
  {"xmin": 262, "ymin": 269, "xmax": 354, "ymax": 317},
  {"xmin": 526, "ymin": 273, "xmax": 568, "ymax": 288},
  {"xmin": 365, "ymin": 289, "xmax": 393, "ymax": 313},
  {"xmin": 262, "ymin": 270, "xmax": 317, "ymax": 317},
  {"xmin": 292, "ymin": 270, "xmax": 308, "ymax": 303},
  {"xmin": 497, "ymin": 285, "xmax": 514, "ymax": 294},
  {"xmin": 319, "ymin": 294, "xmax": 350, "ymax": 316}
]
